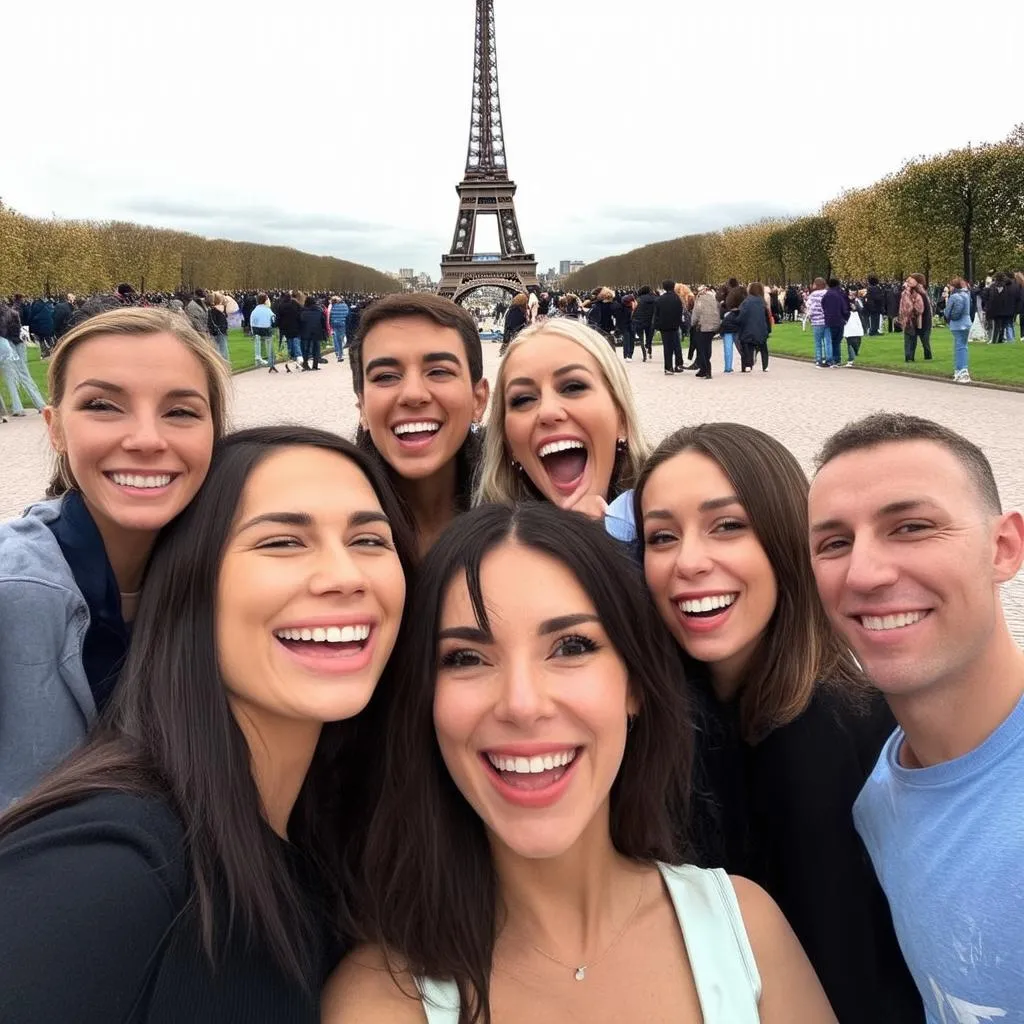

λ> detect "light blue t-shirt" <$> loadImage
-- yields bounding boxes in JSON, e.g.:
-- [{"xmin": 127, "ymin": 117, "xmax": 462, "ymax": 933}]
[
  {"xmin": 605, "ymin": 489, "xmax": 637, "ymax": 543},
  {"xmin": 854, "ymin": 692, "xmax": 1024, "ymax": 1023}
]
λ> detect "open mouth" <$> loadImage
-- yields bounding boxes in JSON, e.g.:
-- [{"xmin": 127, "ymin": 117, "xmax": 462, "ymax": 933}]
[
  {"xmin": 857, "ymin": 610, "xmax": 930, "ymax": 632},
  {"xmin": 537, "ymin": 439, "xmax": 588, "ymax": 494},
  {"xmin": 484, "ymin": 747, "xmax": 579, "ymax": 792},
  {"xmin": 105, "ymin": 471, "xmax": 180, "ymax": 491},
  {"xmin": 676, "ymin": 593, "xmax": 738, "ymax": 618},
  {"xmin": 391, "ymin": 420, "xmax": 442, "ymax": 448},
  {"xmin": 273, "ymin": 623, "xmax": 373, "ymax": 659}
]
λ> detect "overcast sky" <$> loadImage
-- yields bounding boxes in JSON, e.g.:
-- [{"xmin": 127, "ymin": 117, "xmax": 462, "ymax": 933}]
[{"xmin": 7, "ymin": 0, "xmax": 1022, "ymax": 277}]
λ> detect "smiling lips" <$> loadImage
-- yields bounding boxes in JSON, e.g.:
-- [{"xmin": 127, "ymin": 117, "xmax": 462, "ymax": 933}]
[
  {"xmin": 272, "ymin": 622, "xmax": 376, "ymax": 673},
  {"xmin": 391, "ymin": 420, "xmax": 441, "ymax": 449},
  {"xmin": 537, "ymin": 437, "xmax": 588, "ymax": 493},
  {"xmin": 106, "ymin": 471, "xmax": 180, "ymax": 491},
  {"xmin": 481, "ymin": 746, "xmax": 581, "ymax": 807},
  {"xmin": 672, "ymin": 592, "xmax": 739, "ymax": 634},
  {"xmin": 856, "ymin": 610, "xmax": 930, "ymax": 632}
]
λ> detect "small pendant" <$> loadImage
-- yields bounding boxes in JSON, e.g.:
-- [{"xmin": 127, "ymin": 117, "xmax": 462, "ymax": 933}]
[{"xmin": 574, "ymin": 967, "xmax": 586, "ymax": 981}]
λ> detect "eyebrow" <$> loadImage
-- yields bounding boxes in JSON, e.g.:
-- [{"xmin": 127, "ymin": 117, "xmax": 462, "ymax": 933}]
[
  {"xmin": 364, "ymin": 351, "xmax": 461, "ymax": 374},
  {"xmin": 438, "ymin": 612, "xmax": 600, "ymax": 644},
  {"xmin": 810, "ymin": 499, "xmax": 941, "ymax": 534},
  {"xmin": 236, "ymin": 509, "xmax": 391, "ymax": 534},
  {"xmin": 505, "ymin": 363, "xmax": 593, "ymax": 390},
  {"xmin": 72, "ymin": 379, "xmax": 210, "ymax": 405},
  {"xmin": 643, "ymin": 496, "xmax": 741, "ymax": 521}
]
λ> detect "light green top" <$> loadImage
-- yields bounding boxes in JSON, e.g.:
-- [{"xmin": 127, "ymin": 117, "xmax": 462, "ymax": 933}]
[{"xmin": 415, "ymin": 863, "xmax": 761, "ymax": 1023}]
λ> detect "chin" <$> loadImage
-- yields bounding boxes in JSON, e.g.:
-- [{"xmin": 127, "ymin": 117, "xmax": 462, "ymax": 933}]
[{"xmin": 491, "ymin": 824, "xmax": 582, "ymax": 861}]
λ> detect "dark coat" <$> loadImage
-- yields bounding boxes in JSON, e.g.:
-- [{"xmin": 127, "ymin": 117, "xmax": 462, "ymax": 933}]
[
  {"xmin": 986, "ymin": 283, "xmax": 1017, "ymax": 318},
  {"xmin": 275, "ymin": 297, "xmax": 303, "ymax": 337},
  {"xmin": 28, "ymin": 299, "xmax": 55, "ymax": 338},
  {"xmin": 503, "ymin": 305, "xmax": 529, "ymax": 344},
  {"xmin": 821, "ymin": 287, "xmax": 851, "ymax": 328},
  {"xmin": 632, "ymin": 292, "xmax": 658, "ymax": 328},
  {"xmin": 299, "ymin": 306, "xmax": 327, "ymax": 343},
  {"xmin": 864, "ymin": 284, "xmax": 885, "ymax": 314},
  {"xmin": 653, "ymin": 290, "xmax": 684, "ymax": 332},
  {"xmin": 53, "ymin": 301, "xmax": 74, "ymax": 339},
  {"xmin": 735, "ymin": 295, "xmax": 771, "ymax": 344}
]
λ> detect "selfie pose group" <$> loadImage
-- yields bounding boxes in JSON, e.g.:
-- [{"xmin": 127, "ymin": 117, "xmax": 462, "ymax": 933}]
[{"xmin": 0, "ymin": 297, "xmax": 1021, "ymax": 1024}]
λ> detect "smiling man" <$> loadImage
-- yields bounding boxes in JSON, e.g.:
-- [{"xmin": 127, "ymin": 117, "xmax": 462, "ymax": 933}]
[{"xmin": 808, "ymin": 412, "xmax": 1024, "ymax": 1023}]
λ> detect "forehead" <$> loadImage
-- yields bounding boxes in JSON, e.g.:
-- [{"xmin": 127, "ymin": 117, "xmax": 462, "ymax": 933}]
[
  {"xmin": 810, "ymin": 441, "xmax": 974, "ymax": 520},
  {"xmin": 440, "ymin": 543, "xmax": 596, "ymax": 627},
  {"xmin": 361, "ymin": 316, "xmax": 467, "ymax": 365},
  {"xmin": 239, "ymin": 447, "xmax": 381, "ymax": 516},
  {"xmin": 504, "ymin": 334, "xmax": 602, "ymax": 382},
  {"xmin": 644, "ymin": 450, "xmax": 733, "ymax": 508},
  {"xmin": 65, "ymin": 332, "xmax": 208, "ymax": 389}
]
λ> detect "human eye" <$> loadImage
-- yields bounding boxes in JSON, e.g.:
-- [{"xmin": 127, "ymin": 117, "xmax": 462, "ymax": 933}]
[
  {"xmin": 711, "ymin": 518, "xmax": 747, "ymax": 535},
  {"xmin": 351, "ymin": 532, "xmax": 393, "ymax": 550},
  {"xmin": 815, "ymin": 536, "xmax": 850, "ymax": 556},
  {"xmin": 254, "ymin": 535, "xmax": 303, "ymax": 550},
  {"xmin": 427, "ymin": 366, "xmax": 457, "ymax": 379},
  {"xmin": 645, "ymin": 529, "xmax": 677, "ymax": 547},
  {"xmin": 506, "ymin": 392, "xmax": 535, "ymax": 410},
  {"xmin": 80, "ymin": 397, "xmax": 119, "ymax": 412},
  {"xmin": 893, "ymin": 521, "xmax": 932, "ymax": 537},
  {"xmin": 560, "ymin": 379, "xmax": 589, "ymax": 395},
  {"xmin": 551, "ymin": 633, "xmax": 600, "ymax": 659},
  {"xmin": 439, "ymin": 647, "xmax": 486, "ymax": 669},
  {"xmin": 167, "ymin": 406, "xmax": 203, "ymax": 419},
  {"xmin": 369, "ymin": 371, "xmax": 400, "ymax": 385}
]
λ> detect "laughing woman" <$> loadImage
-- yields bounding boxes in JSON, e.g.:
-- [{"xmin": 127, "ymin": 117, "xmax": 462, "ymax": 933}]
[
  {"xmin": 0, "ymin": 307, "xmax": 230, "ymax": 808},
  {"xmin": 475, "ymin": 317, "xmax": 648, "ymax": 520},
  {"xmin": 634, "ymin": 424, "xmax": 924, "ymax": 1024},
  {"xmin": 350, "ymin": 295, "xmax": 490, "ymax": 557},
  {"xmin": 323, "ymin": 503, "xmax": 835, "ymax": 1024},
  {"xmin": 0, "ymin": 427, "xmax": 413, "ymax": 1022}
]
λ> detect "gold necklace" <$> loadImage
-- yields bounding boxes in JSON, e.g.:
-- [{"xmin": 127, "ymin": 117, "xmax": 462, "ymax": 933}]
[{"xmin": 526, "ymin": 874, "xmax": 646, "ymax": 982}]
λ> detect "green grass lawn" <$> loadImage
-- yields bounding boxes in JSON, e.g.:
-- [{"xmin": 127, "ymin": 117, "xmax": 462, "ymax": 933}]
[
  {"xmin": 766, "ymin": 320, "xmax": 1024, "ymax": 387},
  {"xmin": 24, "ymin": 328, "xmax": 334, "ymax": 401}
]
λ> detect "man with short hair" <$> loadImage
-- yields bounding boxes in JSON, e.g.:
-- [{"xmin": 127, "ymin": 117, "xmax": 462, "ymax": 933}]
[
  {"xmin": 808, "ymin": 412, "xmax": 1024, "ymax": 1021},
  {"xmin": 185, "ymin": 289, "xmax": 210, "ymax": 337},
  {"xmin": 653, "ymin": 280, "xmax": 684, "ymax": 375}
]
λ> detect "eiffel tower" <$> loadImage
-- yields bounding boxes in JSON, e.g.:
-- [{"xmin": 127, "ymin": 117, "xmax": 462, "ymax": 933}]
[{"xmin": 438, "ymin": 0, "xmax": 538, "ymax": 303}]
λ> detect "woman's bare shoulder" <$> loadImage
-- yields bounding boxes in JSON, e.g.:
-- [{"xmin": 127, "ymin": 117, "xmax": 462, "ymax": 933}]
[{"xmin": 321, "ymin": 944, "xmax": 428, "ymax": 1024}]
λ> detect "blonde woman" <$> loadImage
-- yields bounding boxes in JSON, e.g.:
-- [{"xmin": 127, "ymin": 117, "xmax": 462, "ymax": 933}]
[{"xmin": 476, "ymin": 317, "xmax": 649, "ymax": 521}]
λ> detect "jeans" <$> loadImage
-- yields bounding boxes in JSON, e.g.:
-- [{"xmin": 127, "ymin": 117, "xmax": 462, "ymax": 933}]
[
  {"xmin": 333, "ymin": 328, "xmax": 346, "ymax": 359},
  {"xmin": 904, "ymin": 325, "xmax": 932, "ymax": 361},
  {"xmin": 621, "ymin": 325, "xmax": 635, "ymax": 359},
  {"xmin": 213, "ymin": 333, "xmax": 229, "ymax": 361},
  {"xmin": 7, "ymin": 342, "xmax": 46, "ymax": 413},
  {"xmin": 720, "ymin": 331, "xmax": 737, "ymax": 372},
  {"xmin": 633, "ymin": 323, "xmax": 654, "ymax": 357},
  {"xmin": 301, "ymin": 338, "xmax": 319, "ymax": 366},
  {"xmin": 254, "ymin": 332, "xmax": 275, "ymax": 367},
  {"xmin": 829, "ymin": 325, "xmax": 844, "ymax": 365},
  {"xmin": 288, "ymin": 337, "xmax": 302, "ymax": 361},
  {"xmin": 846, "ymin": 337, "xmax": 861, "ymax": 362},
  {"xmin": 812, "ymin": 324, "xmax": 830, "ymax": 364},
  {"xmin": 991, "ymin": 316, "xmax": 1012, "ymax": 343},
  {"xmin": 661, "ymin": 328, "xmax": 682, "ymax": 372},
  {"xmin": 694, "ymin": 331, "xmax": 714, "ymax": 376},
  {"xmin": 867, "ymin": 312, "xmax": 881, "ymax": 335},
  {"xmin": 951, "ymin": 328, "xmax": 969, "ymax": 372}
]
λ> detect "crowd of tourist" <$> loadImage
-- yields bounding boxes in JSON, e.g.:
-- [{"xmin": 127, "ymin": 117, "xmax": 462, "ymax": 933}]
[{"xmin": 0, "ymin": 293, "xmax": 1020, "ymax": 1023}]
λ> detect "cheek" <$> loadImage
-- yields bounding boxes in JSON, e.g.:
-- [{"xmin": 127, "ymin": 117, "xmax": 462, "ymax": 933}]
[{"xmin": 433, "ymin": 684, "xmax": 484, "ymax": 769}]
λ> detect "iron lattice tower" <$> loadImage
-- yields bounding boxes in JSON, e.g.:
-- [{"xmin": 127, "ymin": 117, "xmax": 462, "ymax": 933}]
[{"xmin": 438, "ymin": 0, "xmax": 538, "ymax": 303}]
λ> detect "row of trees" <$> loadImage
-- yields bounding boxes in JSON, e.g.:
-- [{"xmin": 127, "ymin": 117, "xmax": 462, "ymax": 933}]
[
  {"xmin": 565, "ymin": 127, "xmax": 1024, "ymax": 291},
  {"xmin": 0, "ymin": 202, "xmax": 401, "ymax": 296}
]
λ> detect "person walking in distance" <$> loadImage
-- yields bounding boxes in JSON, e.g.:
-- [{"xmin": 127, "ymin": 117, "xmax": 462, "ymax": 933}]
[
  {"xmin": 809, "ymin": 413, "xmax": 1024, "ymax": 1022},
  {"xmin": 900, "ymin": 276, "xmax": 932, "ymax": 361},
  {"xmin": 736, "ymin": 283, "xmax": 772, "ymax": 372},
  {"xmin": 249, "ymin": 293, "xmax": 278, "ymax": 373},
  {"xmin": 690, "ymin": 285, "xmax": 720, "ymax": 379},
  {"xmin": 653, "ymin": 280, "xmax": 684, "ymax": 376},
  {"xmin": 0, "ymin": 298, "xmax": 46, "ymax": 416},
  {"xmin": 943, "ymin": 277, "xmax": 973, "ymax": 383},
  {"xmin": 822, "ymin": 279, "xmax": 851, "ymax": 368},
  {"xmin": 329, "ymin": 295, "xmax": 350, "ymax": 363},
  {"xmin": 864, "ymin": 276, "xmax": 885, "ymax": 335}
]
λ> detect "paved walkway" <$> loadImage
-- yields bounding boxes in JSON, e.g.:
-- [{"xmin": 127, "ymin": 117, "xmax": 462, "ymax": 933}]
[{"xmin": 3, "ymin": 341, "xmax": 1022, "ymax": 643}]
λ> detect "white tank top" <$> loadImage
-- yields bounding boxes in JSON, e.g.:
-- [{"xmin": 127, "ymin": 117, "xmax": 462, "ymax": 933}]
[{"xmin": 415, "ymin": 863, "xmax": 761, "ymax": 1023}]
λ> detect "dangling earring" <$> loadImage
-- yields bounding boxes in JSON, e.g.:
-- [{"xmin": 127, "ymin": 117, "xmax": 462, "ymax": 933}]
[
  {"xmin": 616, "ymin": 437, "xmax": 628, "ymax": 455},
  {"xmin": 627, "ymin": 713, "xmax": 637, "ymax": 734}
]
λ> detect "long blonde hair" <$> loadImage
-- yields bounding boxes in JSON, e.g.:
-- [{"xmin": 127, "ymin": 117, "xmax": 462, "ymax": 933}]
[
  {"xmin": 475, "ymin": 318, "xmax": 649, "ymax": 505},
  {"xmin": 46, "ymin": 307, "xmax": 232, "ymax": 497}
]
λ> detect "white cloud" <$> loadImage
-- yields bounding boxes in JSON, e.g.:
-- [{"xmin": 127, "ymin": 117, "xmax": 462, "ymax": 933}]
[{"xmin": 6, "ymin": 0, "xmax": 1021, "ymax": 276}]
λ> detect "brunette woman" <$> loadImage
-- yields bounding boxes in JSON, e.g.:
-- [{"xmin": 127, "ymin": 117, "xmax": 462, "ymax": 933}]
[
  {"xmin": 499, "ymin": 292, "xmax": 529, "ymax": 355},
  {"xmin": 323, "ymin": 503, "xmax": 835, "ymax": 1023},
  {"xmin": 475, "ymin": 317, "xmax": 648, "ymax": 521},
  {"xmin": 634, "ymin": 423, "xmax": 924, "ymax": 1023},
  {"xmin": 349, "ymin": 294, "xmax": 490, "ymax": 557},
  {"xmin": 0, "ymin": 427, "xmax": 414, "ymax": 1022},
  {"xmin": 0, "ymin": 307, "xmax": 231, "ymax": 807}
]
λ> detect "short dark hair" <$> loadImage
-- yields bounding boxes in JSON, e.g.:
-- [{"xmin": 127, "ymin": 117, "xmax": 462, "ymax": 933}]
[
  {"xmin": 349, "ymin": 293, "xmax": 483, "ymax": 397},
  {"xmin": 194, "ymin": 288, "xmax": 206, "ymax": 299},
  {"xmin": 661, "ymin": 279, "xmax": 675, "ymax": 292},
  {"xmin": 868, "ymin": 275, "xmax": 879, "ymax": 286},
  {"xmin": 361, "ymin": 503, "xmax": 692, "ymax": 1019},
  {"xmin": 747, "ymin": 282, "xmax": 765, "ymax": 297},
  {"xmin": 815, "ymin": 413, "xmax": 1002, "ymax": 514},
  {"xmin": 638, "ymin": 285, "xmax": 651, "ymax": 296},
  {"xmin": 828, "ymin": 278, "xmax": 841, "ymax": 288}
]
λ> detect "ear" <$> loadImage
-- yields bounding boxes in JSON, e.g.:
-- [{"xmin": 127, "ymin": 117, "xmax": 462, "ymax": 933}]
[
  {"xmin": 626, "ymin": 686, "xmax": 641, "ymax": 718},
  {"xmin": 43, "ymin": 405, "xmax": 62, "ymax": 453},
  {"xmin": 355, "ymin": 395, "xmax": 368, "ymax": 433},
  {"xmin": 991, "ymin": 510, "xmax": 1024, "ymax": 585},
  {"xmin": 472, "ymin": 376, "xmax": 490, "ymax": 425}
]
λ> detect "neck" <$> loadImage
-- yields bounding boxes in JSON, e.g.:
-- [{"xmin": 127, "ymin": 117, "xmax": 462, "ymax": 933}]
[
  {"xmin": 230, "ymin": 700, "xmax": 322, "ymax": 839},
  {"xmin": 84, "ymin": 498, "xmax": 157, "ymax": 594},
  {"xmin": 491, "ymin": 805, "xmax": 645, "ymax": 961},
  {"xmin": 398, "ymin": 460, "xmax": 459, "ymax": 556},
  {"xmin": 890, "ymin": 627, "xmax": 1024, "ymax": 768}
]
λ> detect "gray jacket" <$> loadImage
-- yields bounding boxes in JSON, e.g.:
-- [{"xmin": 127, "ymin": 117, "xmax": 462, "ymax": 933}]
[{"xmin": 0, "ymin": 499, "xmax": 95, "ymax": 808}]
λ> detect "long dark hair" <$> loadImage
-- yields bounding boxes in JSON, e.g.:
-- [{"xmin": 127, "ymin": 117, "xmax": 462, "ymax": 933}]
[
  {"xmin": 0, "ymin": 426, "xmax": 416, "ymax": 986},
  {"xmin": 633, "ymin": 423, "xmax": 865, "ymax": 744},
  {"xmin": 348, "ymin": 294, "xmax": 486, "ymax": 530},
  {"xmin": 362, "ymin": 503, "xmax": 692, "ymax": 1023}
]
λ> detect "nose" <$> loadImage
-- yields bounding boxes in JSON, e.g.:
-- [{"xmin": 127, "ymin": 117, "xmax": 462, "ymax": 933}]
[
  {"xmin": 843, "ymin": 535, "xmax": 900, "ymax": 593},
  {"xmin": 536, "ymin": 386, "xmax": 567, "ymax": 426},
  {"xmin": 493, "ymin": 658, "xmax": 555, "ymax": 727},
  {"xmin": 397, "ymin": 369, "xmax": 430, "ymax": 407},
  {"xmin": 308, "ymin": 542, "xmax": 368, "ymax": 598},
  {"xmin": 672, "ymin": 529, "xmax": 713, "ymax": 580},
  {"xmin": 121, "ymin": 410, "xmax": 169, "ymax": 454}
]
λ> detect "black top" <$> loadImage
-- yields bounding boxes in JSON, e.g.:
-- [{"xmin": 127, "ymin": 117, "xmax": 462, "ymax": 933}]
[
  {"xmin": 653, "ymin": 290, "xmax": 684, "ymax": 331},
  {"xmin": 0, "ymin": 791, "xmax": 334, "ymax": 1023},
  {"xmin": 686, "ymin": 681, "xmax": 924, "ymax": 1024}
]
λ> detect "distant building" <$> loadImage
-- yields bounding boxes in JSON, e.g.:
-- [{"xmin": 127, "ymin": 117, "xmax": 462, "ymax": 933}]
[
  {"xmin": 568, "ymin": 260, "xmax": 586, "ymax": 275},
  {"xmin": 559, "ymin": 260, "xmax": 572, "ymax": 276}
]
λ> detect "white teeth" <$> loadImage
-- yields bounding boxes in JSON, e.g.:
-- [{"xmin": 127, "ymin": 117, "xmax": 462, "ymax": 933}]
[
  {"xmin": 538, "ymin": 439, "xmax": 586, "ymax": 459},
  {"xmin": 273, "ymin": 624, "xmax": 372, "ymax": 643},
  {"xmin": 486, "ymin": 748, "xmax": 578, "ymax": 773},
  {"xmin": 677, "ymin": 593, "xmax": 738, "ymax": 614},
  {"xmin": 392, "ymin": 421, "xmax": 441, "ymax": 436},
  {"xmin": 860, "ymin": 611, "xmax": 926, "ymax": 632},
  {"xmin": 110, "ymin": 473, "xmax": 172, "ymax": 489}
]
